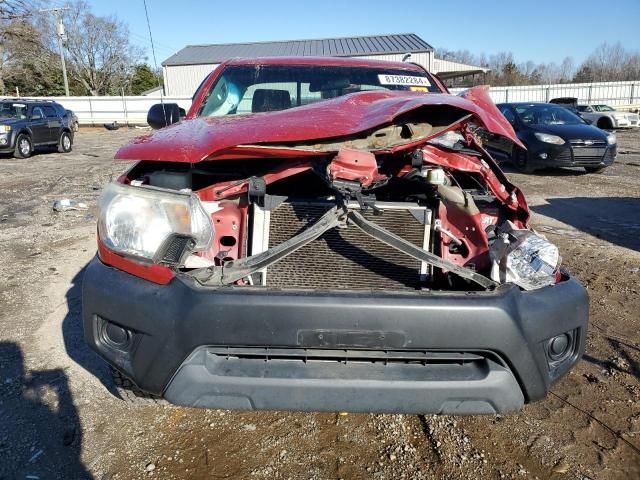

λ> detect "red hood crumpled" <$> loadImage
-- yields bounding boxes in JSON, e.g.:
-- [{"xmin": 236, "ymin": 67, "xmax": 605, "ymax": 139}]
[{"xmin": 115, "ymin": 86, "xmax": 521, "ymax": 163}]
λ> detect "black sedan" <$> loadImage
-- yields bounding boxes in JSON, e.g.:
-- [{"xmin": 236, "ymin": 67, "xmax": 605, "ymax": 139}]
[{"xmin": 494, "ymin": 102, "xmax": 617, "ymax": 173}]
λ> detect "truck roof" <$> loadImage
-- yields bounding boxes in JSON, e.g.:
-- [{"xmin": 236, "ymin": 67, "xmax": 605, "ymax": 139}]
[{"xmin": 223, "ymin": 56, "xmax": 428, "ymax": 72}]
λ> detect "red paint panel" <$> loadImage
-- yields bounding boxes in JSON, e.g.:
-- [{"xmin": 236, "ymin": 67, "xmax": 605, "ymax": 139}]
[
  {"xmin": 202, "ymin": 202, "xmax": 247, "ymax": 264},
  {"xmin": 328, "ymin": 148, "xmax": 385, "ymax": 187},
  {"xmin": 197, "ymin": 161, "xmax": 313, "ymax": 201},
  {"xmin": 97, "ymin": 236, "xmax": 175, "ymax": 285},
  {"xmin": 116, "ymin": 89, "xmax": 522, "ymax": 164}
]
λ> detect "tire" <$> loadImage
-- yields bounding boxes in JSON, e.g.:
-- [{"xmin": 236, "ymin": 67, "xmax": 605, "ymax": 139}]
[
  {"xmin": 597, "ymin": 117, "xmax": 613, "ymax": 130},
  {"xmin": 110, "ymin": 367, "xmax": 166, "ymax": 406},
  {"xmin": 584, "ymin": 166, "xmax": 606, "ymax": 174},
  {"xmin": 58, "ymin": 131, "xmax": 73, "ymax": 153},
  {"xmin": 512, "ymin": 147, "xmax": 535, "ymax": 173},
  {"xmin": 14, "ymin": 134, "xmax": 33, "ymax": 158}
]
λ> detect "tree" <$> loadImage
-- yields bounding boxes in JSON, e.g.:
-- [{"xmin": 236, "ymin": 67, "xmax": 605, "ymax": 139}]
[
  {"xmin": 573, "ymin": 65, "xmax": 594, "ymax": 83},
  {"xmin": 0, "ymin": 1, "xmax": 42, "ymax": 94},
  {"xmin": 57, "ymin": 1, "xmax": 143, "ymax": 95},
  {"xmin": 130, "ymin": 64, "xmax": 162, "ymax": 95}
]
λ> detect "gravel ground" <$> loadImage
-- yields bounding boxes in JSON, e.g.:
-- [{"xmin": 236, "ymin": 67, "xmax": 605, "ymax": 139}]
[{"xmin": 0, "ymin": 127, "xmax": 639, "ymax": 480}]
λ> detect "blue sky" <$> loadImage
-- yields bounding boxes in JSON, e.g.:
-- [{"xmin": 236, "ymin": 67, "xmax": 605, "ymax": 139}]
[{"xmin": 77, "ymin": 0, "xmax": 639, "ymax": 66}]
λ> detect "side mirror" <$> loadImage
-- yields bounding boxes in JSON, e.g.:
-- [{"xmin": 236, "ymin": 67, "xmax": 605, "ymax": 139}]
[{"xmin": 147, "ymin": 103, "xmax": 183, "ymax": 130}]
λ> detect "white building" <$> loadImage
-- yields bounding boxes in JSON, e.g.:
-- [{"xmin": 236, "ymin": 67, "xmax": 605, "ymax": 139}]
[{"xmin": 162, "ymin": 33, "xmax": 487, "ymax": 96}]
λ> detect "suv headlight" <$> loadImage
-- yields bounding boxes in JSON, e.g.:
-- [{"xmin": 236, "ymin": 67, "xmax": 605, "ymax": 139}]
[
  {"xmin": 98, "ymin": 182, "xmax": 213, "ymax": 263},
  {"xmin": 491, "ymin": 224, "xmax": 561, "ymax": 290},
  {"xmin": 534, "ymin": 132, "xmax": 565, "ymax": 145},
  {"xmin": 607, "ymin": 133, "xmax": 616, "ymax": 145},
  {"xmin": 0, "ymin": 125, "xmax": 11, "ymax": 133}
]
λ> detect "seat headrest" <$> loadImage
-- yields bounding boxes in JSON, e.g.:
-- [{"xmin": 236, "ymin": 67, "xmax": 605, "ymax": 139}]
[{"xmin": 252, "ymin": 89, "xmax": 291, "ymax": 113}]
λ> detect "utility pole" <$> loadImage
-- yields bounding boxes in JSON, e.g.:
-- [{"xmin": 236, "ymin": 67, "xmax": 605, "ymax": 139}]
[{"xmin": 39, "ymin": 7, "xmax": 70, "ymax": 96}]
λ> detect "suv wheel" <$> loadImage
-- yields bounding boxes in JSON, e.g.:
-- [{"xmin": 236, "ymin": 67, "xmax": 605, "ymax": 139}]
[
  {"xmin": 14, "ymin": 134, "xmax": 33, "ymax": 158},
  {"xmin": 58, "ymin": 131, "xmax": 73, "ymax": 153}
]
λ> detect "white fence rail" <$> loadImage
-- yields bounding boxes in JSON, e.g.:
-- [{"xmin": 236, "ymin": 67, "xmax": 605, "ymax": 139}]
[
  {"xmin": 4, "ymin": 80, "xmax": 639, "ymax": 127},
  {"xmin": 0, "ymin": 95, "xmax": 192, "ymax": 125},
  {"xmin": 450, "ymin": 80, "xmax": 640, "ymax": 106}
]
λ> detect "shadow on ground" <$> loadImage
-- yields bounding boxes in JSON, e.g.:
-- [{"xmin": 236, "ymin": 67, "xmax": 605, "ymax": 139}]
[
  {"xmin": 583, "ymin": 337, "xmax": 640, "ymax": 380},
  {"xmin": 531, "ymin": 197, "xmax": 640, "ymax": 252},
  {"xmin": 62, "ymin": 263, "xmax": 117, "ymax": 396},
  {"xmin": 0, "ymin": 342, "xmax": 92, "ymax": 479}
]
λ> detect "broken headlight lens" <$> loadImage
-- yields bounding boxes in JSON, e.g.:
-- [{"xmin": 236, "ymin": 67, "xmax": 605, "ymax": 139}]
[
  {"xmin": 98, "ymin": 182, "xmax": 213, "ymax": 262},
  {"xmin": 491, "ymin": 226, "xmax": 560, "ymax": 290}
]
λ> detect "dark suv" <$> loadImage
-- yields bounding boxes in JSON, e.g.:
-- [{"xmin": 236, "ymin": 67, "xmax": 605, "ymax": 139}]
[{"xmin": 0, "ymin": 99, "xmax": 74, "ymax": 158}]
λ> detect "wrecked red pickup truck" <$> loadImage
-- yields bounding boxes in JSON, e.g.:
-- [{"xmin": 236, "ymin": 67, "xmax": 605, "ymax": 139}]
[{"xmin": 82, "ymin": 57, "xmax": 588, "ymax": 414}]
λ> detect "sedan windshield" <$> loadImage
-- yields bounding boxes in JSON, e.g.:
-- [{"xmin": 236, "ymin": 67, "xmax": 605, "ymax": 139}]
[
  {"xmin": 514, "ymin": 105, "xmax": 585, "ymax": 126},
  {"xmin": 197, "ymin": 65, "xmax": 439, "ymax": 117},
  {"xmin": 0, "ymin": 102, "xmax": 28, "ymax": 119}
]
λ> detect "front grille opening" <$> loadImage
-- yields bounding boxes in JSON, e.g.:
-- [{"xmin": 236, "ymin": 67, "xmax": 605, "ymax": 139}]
[
  {"xmin": 264, "ymin": 202, "xmax": 428, "ymax": 290},
  {"xmin": 207, "ymin": 347, "xmax": 498, "ymax": 366}
]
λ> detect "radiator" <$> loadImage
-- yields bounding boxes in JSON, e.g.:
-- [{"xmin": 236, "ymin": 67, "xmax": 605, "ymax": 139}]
[{"xmin": 250, "ymin": 201, "xmax": 432, "ymax": 290}]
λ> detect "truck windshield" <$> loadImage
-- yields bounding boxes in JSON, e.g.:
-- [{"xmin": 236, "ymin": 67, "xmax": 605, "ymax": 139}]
[
  {"xmin": 197, "ymin": 64, "xmax": 439, "ymax": 117},
  {"xmin": 0, "ymin": 102, "xmax": 28, "ymax": 119}
]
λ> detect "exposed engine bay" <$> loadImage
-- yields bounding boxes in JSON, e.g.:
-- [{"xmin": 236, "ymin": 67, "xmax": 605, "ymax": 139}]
[{"xmin": 105, "ymin": 112, "xmax": 561, "ymax": 293}]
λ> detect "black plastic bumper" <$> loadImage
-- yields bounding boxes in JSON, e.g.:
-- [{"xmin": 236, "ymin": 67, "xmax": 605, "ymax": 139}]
[
  {"xmin": 82, "ymin": 257, "xmax": 588, "ymax": 414},
  {"xmin": 528, "ymin": 143, "xmax": 616, "ymax": 169}
]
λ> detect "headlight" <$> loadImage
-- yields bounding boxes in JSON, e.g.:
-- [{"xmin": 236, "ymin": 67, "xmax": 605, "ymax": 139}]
[
  {"xmin": 0, "ymin": 125, "xmax": 11, "ymax": 133},
  {"xmin": 98, "ymin": 182, "xmax": 213, "ymax": 263},
  {"xmin": 534, "ymin": 132, "xmax": 565, "ymax": 145},
  {"xmin": 607, "ymin": 133, "xmax": 616, "ymax": 145},
  {"xmin": 491, "ymin": 225, "xmax": 561, "ymax": 290}
]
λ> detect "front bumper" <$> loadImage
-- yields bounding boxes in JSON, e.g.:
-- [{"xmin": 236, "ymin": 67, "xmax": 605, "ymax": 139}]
[
  {"xmin": 82, "ymin": 257, "xmax": 589, "ymax": 414},
  {"xmin": 528, "ymin": 143, "xmax": 616, "ymax": 169}
]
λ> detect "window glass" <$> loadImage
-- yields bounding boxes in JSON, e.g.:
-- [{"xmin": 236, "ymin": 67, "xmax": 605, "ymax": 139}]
[
  {"xmin": 198, "ymin": 65, "xmax": 439, "ymax": 117},
  {"xmin": 32, "ymin": 107, "xmax": 45, "ymax": 118},
  {"xmin": 42, "ymin": 105, "xmax": 58, "ymax": 118},
  {"xmin": 594, "ymin": 105, "xmax": 615, "ymax": 112},
  {"xmin": 499, "ymin": 106, "xmax": 516, "ymax": 124},
  {"xmin": 514, "ymin": 105, "xmax": 585, "ymax": 125},
  {"xmin": 0, "ymin": 102, "xmax": 27, "ymax": 118}
]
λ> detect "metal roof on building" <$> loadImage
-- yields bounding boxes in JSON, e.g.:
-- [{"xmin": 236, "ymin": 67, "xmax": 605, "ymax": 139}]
[{"xmin": 162, "ymin": 33, "xmax": 433, "ymax": 66}]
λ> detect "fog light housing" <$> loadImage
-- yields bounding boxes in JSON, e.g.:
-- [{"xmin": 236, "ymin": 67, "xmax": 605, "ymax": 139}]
[
  {"xmin": 97, "ymin": 315, "xmax": 134, "ymax": 351},
  {"xmin": 538, "ymin": 152, "xmax": 548, "ymax": 159},
  {"xmin": 0, "ymin": 137, "xmax": 7, "ymax": 145},
  {"xmin": 548, "ymin": 333, "xmax": 570, "ymax": 360}
]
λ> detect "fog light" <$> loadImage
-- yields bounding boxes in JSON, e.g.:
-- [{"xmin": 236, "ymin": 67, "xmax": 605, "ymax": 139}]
[
  {"xmin": 0, "ymin": 138, "xmax": 7, "ymax": 145},
  {"xmin": 538, "ymin": 152, "xmax": 548, "ymax": 159},
  {"xmin": 548, "ymin": 333, "xmax": 570, "ymax": 360},
  {"xmin": 97, "ymin": 315, "xmax": 133, "ymax": 351},
  {"xmin": 105, "ymin": 323, "xmax": 130, "ymax": 346}
]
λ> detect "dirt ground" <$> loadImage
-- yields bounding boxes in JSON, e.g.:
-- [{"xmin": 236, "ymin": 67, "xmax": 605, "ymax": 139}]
[{"xmin": 0, "ymin": 127, "xmax": 638, "ymax": 480}]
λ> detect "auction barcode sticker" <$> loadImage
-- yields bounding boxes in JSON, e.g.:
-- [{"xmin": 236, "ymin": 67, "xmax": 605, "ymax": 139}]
[{"xmin": 378, "ymin": 74, "xmax": 431, "ymax": 86}]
